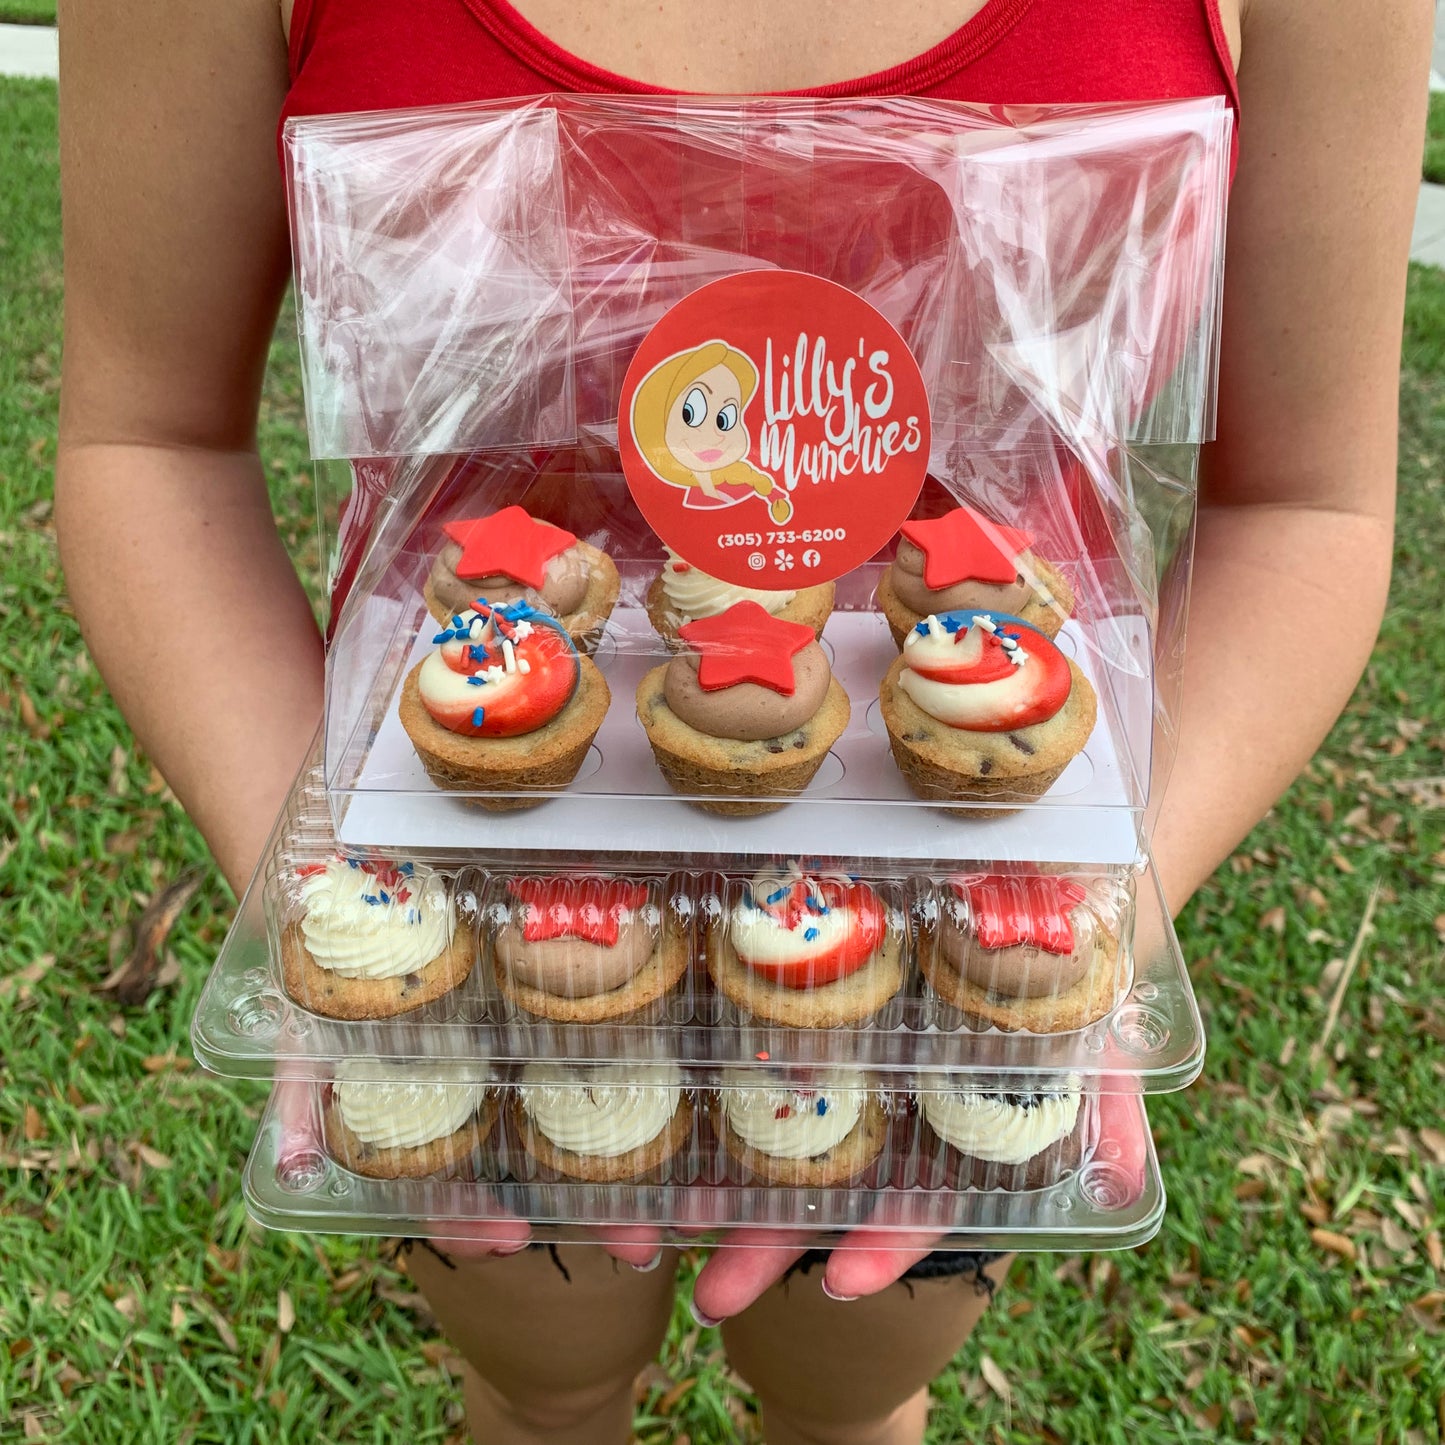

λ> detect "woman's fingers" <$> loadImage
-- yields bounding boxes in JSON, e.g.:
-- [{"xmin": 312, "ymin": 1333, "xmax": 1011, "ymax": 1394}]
[
  {"xmin": 434, "ymin": 1212, "xmax": 535, "ymax": 1260},
  {"xmin": 821, "ymin": 1229, "xmax": 947, "ymax": 1298},
  {"xmin": 690, "ymin": 1228, "xmax": 815, "ymax": 1320},
  {"xmin": 594, "ymin": 1223, "xmax": 670, "ymax": 1268}
]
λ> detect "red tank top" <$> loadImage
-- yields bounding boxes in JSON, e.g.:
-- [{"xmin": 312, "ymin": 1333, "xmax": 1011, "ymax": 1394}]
[{"xmin": 283, "ymin": 0, "xmax": 1239, "ymax": 137}]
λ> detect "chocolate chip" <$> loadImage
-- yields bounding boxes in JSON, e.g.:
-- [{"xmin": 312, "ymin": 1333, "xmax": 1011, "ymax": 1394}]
[
  {"xmin": 401, "ymin": 972, "xmax": 422, "ymax": 992},
  {"xmin": 765, "ymin": 741, "xmax": 786, "ymax": 754},
  {"xmin": 792, "ymin": 735, "xmax": 806, "ymax": 750},
  {"xmin": 1008, "ymin": 733, "xmax": 1035, "ymax": 755},
  {"xmin": 978, "ymin": 758, "xmax": 992, "ymax": 775}
]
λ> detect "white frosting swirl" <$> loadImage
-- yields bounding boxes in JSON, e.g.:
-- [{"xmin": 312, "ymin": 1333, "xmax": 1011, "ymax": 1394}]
[
  {"xmin": 899, "ymin": 617, "xmax": 1042, "ymax": 728},
  {"xmin": 921, "ymin": 1085, "xmax": 1080, "ymax": 1165},
  {"xmin": 334, "ymin": 1059, "xmax": 489, "ymax": 1150},
  {"xmin": 661, "ymin": 548, "xmax": 795, "ymax": 622},
  {"xmin": 729, "ymin": 896, "xmax": 857, "ymax": 969},
  {"xmin": 519, "ymin": 1063, "xmax": 682, "ymax": 1157},
  {"xmin": 719, "ymin": 1068, "xmax": 867, "ymax": 1159},
  {"xmin": 299, "ymin": 858, "xmax": 453, "ymax": 980}
]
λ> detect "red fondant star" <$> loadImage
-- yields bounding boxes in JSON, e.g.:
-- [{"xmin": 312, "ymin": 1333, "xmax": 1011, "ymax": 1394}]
[
  {"xmin": 678, "ymin": 601, "xmax": 816, "ymax": 696},
  {"xmin": 508, "ymin": 877, "xmax": 651, "ymax": 948},
  {"xmin": 950, "ymin": 874, "xmax": 1088, "ymax": 954},
  {"xmin": 900, "ymin": 506, "xmax": 1034, "ymax": 590},
  {"xmin": 442, "ymin": 506, "xmax": 577, "ymax": 589}
]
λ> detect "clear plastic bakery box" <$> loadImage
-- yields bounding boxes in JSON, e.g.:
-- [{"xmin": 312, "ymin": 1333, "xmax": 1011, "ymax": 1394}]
[
  {"xmin": 193, "ymin": 749, "xmax": 1201, "ymax": 1092},
  {"xmin": 283, "ymin": 93, "xmax": 1232, "ymax": 867},
  {"xmin": 245, "ymin": 1068, "xmax": 1163, "ymax": 1253}
]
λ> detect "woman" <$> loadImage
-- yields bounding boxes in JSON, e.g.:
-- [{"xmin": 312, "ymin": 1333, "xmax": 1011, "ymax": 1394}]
[{"xmin": 54, "ymin": 2, "xmax": 1430, "ymax": 1442}]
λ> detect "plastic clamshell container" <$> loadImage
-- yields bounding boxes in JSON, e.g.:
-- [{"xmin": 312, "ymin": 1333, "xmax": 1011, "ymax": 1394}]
[
  {"xmin": 245, "ymin": 1072, "xmax": 1164, "ymax": 1252},
  {"xmin": 192, "ymin": 761, "xmax": 1200, "ymax": 1091}
]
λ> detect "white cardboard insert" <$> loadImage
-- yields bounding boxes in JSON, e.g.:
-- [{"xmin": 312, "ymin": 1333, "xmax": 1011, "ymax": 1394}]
[{"xmin": 335, "ymin": 607, "xmax": 1145, "ymax": 864}]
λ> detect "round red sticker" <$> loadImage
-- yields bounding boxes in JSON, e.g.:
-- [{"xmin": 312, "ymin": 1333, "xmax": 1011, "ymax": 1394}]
[{"xmin": 618, "ymin": 271, "xmax": 930, "ymax": 589}]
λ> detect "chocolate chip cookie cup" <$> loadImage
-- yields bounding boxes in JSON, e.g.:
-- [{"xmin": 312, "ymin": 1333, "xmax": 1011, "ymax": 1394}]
[
  {"xmin": 400, "ymin": 599, "xmax": 610, "ymax": 809},
  {"xmin": 713, "ymin": 1069, "xmax": 888, "ymax": 1187},
  {"xmin": 877, "ymin": 504, "xmax": 1072, "ymax": 648},
  {"xmin": 511, "ymin": 1063, "xmax": 693, "ymax": 1184},
  {"xmin": 278, "ymin": 856, "xmax": 474, "ymax": 1021},
  {"xmin": 423, "ymin": 505, "xmax": 620, "ymax": 654},
  {"xmin": 707, "ymin": 865, "xmax": 904, "ymax": 1028},
  {"xmin": 880, "ymin": 611, "xmax": 1095, "ymax": 815},
  {"xmin": 918, "ymin": 873, "xmax": 1126, "ymax": 1032},
  {"xmin": 490, "ymin": 875, "xmax": 689, "ymax": 1023},
  {"xmin": 645, "ymin": 546, "xmax": 834, "ymax": 649},
  {"xmin": 636, "ymin": 600, "xmax": 849, "ymax": 816},
  {"xmin": 322, "ymin": 1060, "xmax": 498, "ymax": 1180},
  {"xmin": 920, "ymin": 1081, "xmax": 1091, "ymax": 1192}
]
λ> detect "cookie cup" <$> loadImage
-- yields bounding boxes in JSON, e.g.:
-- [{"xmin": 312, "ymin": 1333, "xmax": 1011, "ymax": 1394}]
[
  {"xmin": 635, "ymin": 667, "xmax": 850, "ymax": 816},
  {"xmin": 879, "ymin": 654, "xmax": 1095, "ymax": 816},
  {"xmin": 279, "ymin": 922, "xmax": 474, "ymax": 1021},
  {"xmin": 494, "ymin": 925, "xmax": 689, "ymax": 1023},
  {"xmin": 918, "ymin": 1093, "xmax": 1091, "ymax": 1193},
  {"xmin": 707, "ymin": 924, "xmax": 903, "ymax": 1027},
  {"xmin": 322, "ymin": 1088, "xmax": 498, "ymax": 1180},
  {"xmin": 400, "ymin": 656, "xmax": 610, "ymax": 810},
  {"xmin": 875, "ymin": 557, "xmax": 1073, "ymax": 649},
  {"xmin": 644, "ymin": 573, "xmax": 835, "ymax": 650},
  {"xmin": 509, "ymin": 1092, "xmax": 694, "ymax": 1184},
  {"xmin": 714, "ymin": 1092, "xmax": 889, "ymax": 1187},
  {"xmin": 424, "ymin": 541, "xmax": 621, "ymax": 654},
  {"xmin": 918, "ymin": 927, "xmax": 1123, "ymax": 1033}
]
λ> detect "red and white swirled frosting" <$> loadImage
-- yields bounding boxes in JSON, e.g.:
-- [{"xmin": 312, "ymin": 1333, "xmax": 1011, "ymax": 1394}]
[
  {"xmin": 899, "ymin": 611, "xmax": 1070, "ymax": 731},
  {"xmin": 418, "ymin": 600, "xmax": 580, "ymax": 738},
  {"xmin": 729, "ymin": 863, "xmax": 887, "ymax": 989}
]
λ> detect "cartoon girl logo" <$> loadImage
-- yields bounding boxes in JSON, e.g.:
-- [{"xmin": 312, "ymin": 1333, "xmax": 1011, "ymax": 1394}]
[{"xmin": 629, "ymin": 339, "xmax": 794, "ymax": 525}]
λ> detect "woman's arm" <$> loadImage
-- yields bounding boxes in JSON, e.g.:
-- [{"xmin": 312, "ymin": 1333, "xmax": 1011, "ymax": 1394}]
[
  {"xmin": 1149, "ymin": 0, "xmax": 1431, "ymax": 906},
  {"xmin": 695, "ymin": 0, "xmax": 1434, "ymax": 1315},
  {"xmin": 55, "ymin": 0, "xmax": 321, "ymax": 896}
]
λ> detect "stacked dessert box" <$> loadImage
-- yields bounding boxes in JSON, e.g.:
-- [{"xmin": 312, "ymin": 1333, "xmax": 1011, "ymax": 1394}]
[{"xmin": 193, "ymin": 93, "xmax": 1231, "ymax": 1256}]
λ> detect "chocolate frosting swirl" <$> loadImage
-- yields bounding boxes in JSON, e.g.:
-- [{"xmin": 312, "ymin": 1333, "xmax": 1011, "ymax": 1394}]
[
  {"xmin": 939, "ymin": 899, "xmax": 1094, "ymax": 998},
  {"xmin": 495, "ymin": 918, "xmax": 654, "ymax": 997},
  {"xmin": 429, "ymin": 539, "xmax": 589, "ymax": 619},
  {"xmin": 890, "ymin": 536, "xmax": 1036, "ymax": 616},
  {"xmin": 663, "ymin": 641, "xmax": 831, "ymax": 741}
]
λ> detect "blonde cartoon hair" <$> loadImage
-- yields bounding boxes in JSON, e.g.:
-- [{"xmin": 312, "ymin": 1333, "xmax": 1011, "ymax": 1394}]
[{"xmin": 630, "ymin": 340, "xmax": 777, "ymax": 496}]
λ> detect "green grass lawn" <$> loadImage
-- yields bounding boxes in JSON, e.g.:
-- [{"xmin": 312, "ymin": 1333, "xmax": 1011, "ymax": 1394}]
[
  {"xmin": 0, "ymin": 0, "xmax": 56, "ymax": 24},
  {"xmin": 1427, "ymin": 93, "xmax": 1445, "ymax": 187},
  {"xmin": 3, "ymin": 74, "xmax": 1443, "ymax": 1444}
]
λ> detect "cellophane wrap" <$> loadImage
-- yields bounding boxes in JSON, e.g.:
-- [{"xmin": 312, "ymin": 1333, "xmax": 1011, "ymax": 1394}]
[{"xmin": 284, "ymin": 95, "xmax": 1228, "ymax": 855}]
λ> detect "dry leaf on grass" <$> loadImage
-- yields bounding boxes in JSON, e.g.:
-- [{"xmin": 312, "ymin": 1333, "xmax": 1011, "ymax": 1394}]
[
  {"xmin": 192, "ymin": 1297, "xmax": 239, "ymax": 1353},
  {"xmin": 140, "ymin": 1053, "xmax": 191, "ymax": 1074},
  {"xmin": 633, "ymin": 1361, "xmax": 673, "ymax": 1403},
  {"xmin": 1380, "ymin": 1218, "xmax": 1416, "ymax": 1254},
  {"xmin": 277, "ymin": 1290, "xmax": 294, "ymax": 1334},
  {"xmin": 99, "ymin": 868, "xmax": 204, "ymax": 1007},
  {"xmin": 979, "ymin": 1354, "xmax": 1012, "ymax": 1403},
  {"xmin": 1418, "ymin": 1128, "xmax": 1445, "ymax": 1166},
  {"xmin": 0, "ymin": 955, "xmax": 55, "ymax": 1004},
  {"xmin": 1310, "ymin": 883, "xmax": 1380, "ymax": 1064},
  {"xmin": 1311, "ymin": 1229, "xmax": 1357, "ymax": 1262}
]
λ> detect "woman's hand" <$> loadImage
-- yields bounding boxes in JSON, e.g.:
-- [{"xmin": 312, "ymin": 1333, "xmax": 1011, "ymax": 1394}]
[{"xmin": 690, "ymin": 1080, "xmax": 1150, "ymax": 1320}]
